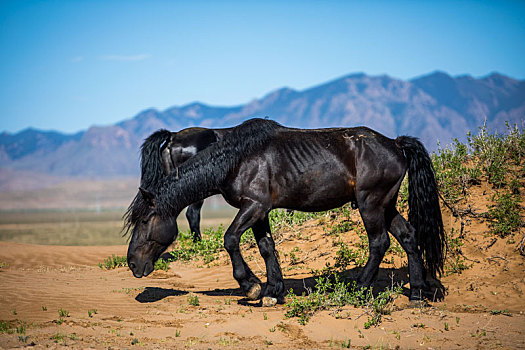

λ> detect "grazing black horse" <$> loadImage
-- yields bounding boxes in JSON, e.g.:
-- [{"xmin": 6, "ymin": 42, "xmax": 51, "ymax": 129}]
[
  {"xmin": 138, "ymin": 126, "xmax": 232, "ymax": 241},
  {"xmin": 125, "ymin": 118, "xmax": 445, "ymax": 304}
]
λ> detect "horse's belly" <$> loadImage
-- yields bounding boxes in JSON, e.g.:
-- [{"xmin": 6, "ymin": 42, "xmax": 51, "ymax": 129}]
[{"xmin": 271, "ymin": 170, "xmax": 355, "ymax": 212}]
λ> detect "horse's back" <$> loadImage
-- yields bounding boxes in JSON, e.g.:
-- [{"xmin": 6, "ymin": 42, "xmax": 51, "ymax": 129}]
[{"xmin": 271, "ymin": 127, "xmax": 405, "ymax": 210}]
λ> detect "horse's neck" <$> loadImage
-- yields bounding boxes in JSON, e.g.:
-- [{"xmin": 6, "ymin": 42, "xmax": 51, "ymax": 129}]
[
  {"xmin": 160, "ymin": 119, "xmax": 282, "ymax": 215},
  {"xmin": 160, "ymin": 169, "xmax": 222, "ymax": 216}
]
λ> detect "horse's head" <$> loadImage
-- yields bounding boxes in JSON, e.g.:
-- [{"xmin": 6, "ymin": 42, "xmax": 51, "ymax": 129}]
[{"xmin": 126, "ymin": 188, "xmax": 178, "ymax": 278}]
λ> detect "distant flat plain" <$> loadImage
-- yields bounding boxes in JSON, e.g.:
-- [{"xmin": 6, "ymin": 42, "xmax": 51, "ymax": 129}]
[{"xmin": 0, "ymin": 177, "xmax": 236, "ymax": 245}]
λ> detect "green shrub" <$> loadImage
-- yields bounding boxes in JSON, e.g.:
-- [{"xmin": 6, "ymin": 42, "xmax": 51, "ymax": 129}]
[
  {"xmin": 468, "ymin": 122, "xmax": 524, "ymax": 188},
  {"xmin": 333, "ymin": 241, "xmax": 367, "ymax": 270},
  {"xmin": 99, "ymin": 254, "xmax": 172, "ymax": 271},
  {"xmin": 0, "ymin": 321, "xmax": 11, "ymax": 334},
  {"xmin": 169, "ymin": 226, "xmax": 225, "ymax": 264},
  {"xmin": 432, "ymin": 123, "xmax": 524, "ymax": 205},
  {"xmin": 432, "ymin": 138, "xmax": 478, "ymax": 204},
  {"xmin": 444, "ymin": 228, "xmax": 472, "ymax": 275},
  {"xmin": 269, "ymin": 209, "xmax": 323, "ymax": 232},
  {"xmin": 285, "ymin": 275, "xmax": 401, "ymax": 327},
  {"xmin": 98, "ymin": 255, "xmax": 127, "ymax": 269},
  {"xmin": 488, "ymin": 192, "xmax": 522, "ymax": 237}
]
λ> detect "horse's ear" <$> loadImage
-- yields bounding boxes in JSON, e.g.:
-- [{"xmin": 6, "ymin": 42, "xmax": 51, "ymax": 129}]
[{"xmin": 139, "ymin": 187, "xmax": 156, "ymax": 207}]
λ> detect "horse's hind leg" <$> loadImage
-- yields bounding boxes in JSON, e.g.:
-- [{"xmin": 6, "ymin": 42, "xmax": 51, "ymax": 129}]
[
  {"xmin": 186, "ymin": 200, "xmax": 204, "ymax": 242},
  {"xmin": 387, "ymin": 208, "xmax": 432, "ymax": 301},
  {"xmin": 252, "ymin": 216, "xmax": 285, "ymax": 304},
  {"xmin": 223, "ymin": 200, "xmax": 267, "ymax": 300},
  {"xmin": 357, "ymin": 203, "xmax": 391, "ymax": 288}
]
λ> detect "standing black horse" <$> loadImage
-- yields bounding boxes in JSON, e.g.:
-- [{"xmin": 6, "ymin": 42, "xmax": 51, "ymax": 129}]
[
  {"xmin": 138, "ymin": 126, "xmax": 232, "ymax": 241},
  {"xmin": 125, "ymin": 118, "xmax": 445, "ymax": 304}
]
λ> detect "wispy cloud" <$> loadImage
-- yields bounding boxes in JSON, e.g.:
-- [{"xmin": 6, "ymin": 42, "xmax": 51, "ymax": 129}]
[
  {"xmin": 100, "ymin": 54, "xmax": 151, "ymax": 62},
  {"xmin": 71, "ymin": 56, "xmax": 84, "ymax": 62}
]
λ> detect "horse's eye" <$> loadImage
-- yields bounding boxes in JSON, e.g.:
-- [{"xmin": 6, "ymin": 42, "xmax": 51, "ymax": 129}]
[{"xmin": 142, "ymin": 212, "xmax": 155, "ymax": 224}]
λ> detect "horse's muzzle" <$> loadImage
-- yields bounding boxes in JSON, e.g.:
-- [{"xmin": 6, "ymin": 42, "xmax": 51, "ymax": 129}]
[{"xmin": 128, "ymin": 259, "xmax": 154, "ymax": 278}]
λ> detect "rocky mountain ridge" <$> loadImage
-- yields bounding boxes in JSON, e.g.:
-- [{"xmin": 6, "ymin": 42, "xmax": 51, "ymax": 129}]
[{"xmin": 1, "ymin": 71, "xmax": 523, "ymax": 178}]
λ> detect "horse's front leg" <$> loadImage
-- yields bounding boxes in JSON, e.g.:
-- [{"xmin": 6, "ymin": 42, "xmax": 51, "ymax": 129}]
[
  {"xmin": 223, "ymin": 200, "xmax": 266, "ymax": 300},
  {"xmin": 186, "ymin": 200, "xmax": 204, "ymax": 242},
  {"xmin": 252, "ymin": 216, "xmax": 285, "ymax": 304}
]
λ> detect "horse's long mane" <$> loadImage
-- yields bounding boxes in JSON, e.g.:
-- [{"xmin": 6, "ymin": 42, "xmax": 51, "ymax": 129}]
[
  {"xmin": 122, "ymin": 129, "xmax": 171, "ymax": 236},
  {"xmin": 124, "ymin": 118, "xmax": 283, "ymax": 233},
  {"xmin": 140, "ymin": 129, "xmax": 172, "ymax": 189}
]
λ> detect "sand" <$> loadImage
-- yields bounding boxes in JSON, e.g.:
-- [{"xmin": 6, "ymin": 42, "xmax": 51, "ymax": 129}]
[{"xmin": 1, "ymin": 210, "xmax": 524, "ymax": 350}]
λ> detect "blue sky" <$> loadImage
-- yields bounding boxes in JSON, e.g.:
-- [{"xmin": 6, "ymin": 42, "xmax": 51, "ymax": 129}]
[{"xmin": 1, "ymin": 0, "xmax": 524, "ymax": 134}]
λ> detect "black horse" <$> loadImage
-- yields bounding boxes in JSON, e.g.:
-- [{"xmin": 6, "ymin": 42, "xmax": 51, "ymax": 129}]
[
  {"xmin": 125, "ymin": 118, "xmax": 445, "ymax": 304},
  {"xmin": 138, "ymin": 126, "xmax": 232, "ymax": 241}
]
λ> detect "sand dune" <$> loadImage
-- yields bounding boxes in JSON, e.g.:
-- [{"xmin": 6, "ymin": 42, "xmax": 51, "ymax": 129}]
[{"xmin": 1, "ymin": 220, "xmax": 524, "ymax": 350}]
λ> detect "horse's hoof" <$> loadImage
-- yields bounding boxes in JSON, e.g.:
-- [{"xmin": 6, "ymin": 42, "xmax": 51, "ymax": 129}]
[
  {"xmin": 408, "ymin": 299, "xmax": 429, "ymax": 308},
  {"xmin": 247, "ymin": 284, "xmax": 262, "ymax": 300},
  {"xmin": 262, "ymin": 296, "xmax": 277, "ymax": 307}
]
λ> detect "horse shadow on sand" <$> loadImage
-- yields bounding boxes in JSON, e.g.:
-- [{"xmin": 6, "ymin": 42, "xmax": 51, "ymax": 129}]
[{"xmin": 135, "ymin": 265, "xmax": 445, "ymax": 305}]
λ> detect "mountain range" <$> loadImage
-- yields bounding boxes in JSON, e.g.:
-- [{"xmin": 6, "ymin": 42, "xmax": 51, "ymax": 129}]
[{"xmin": 1, "ymin": 71, "xmax": 524, "ymax": 180}]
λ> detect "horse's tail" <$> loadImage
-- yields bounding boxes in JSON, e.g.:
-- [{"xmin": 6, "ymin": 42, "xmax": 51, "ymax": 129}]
[
  {"xmin": 395, "ymin": 136, "xmax": 445, "ymax": 279},
  {"xmin": 140, "ymin": 129, "xmax": 172, "ymax": 189}
]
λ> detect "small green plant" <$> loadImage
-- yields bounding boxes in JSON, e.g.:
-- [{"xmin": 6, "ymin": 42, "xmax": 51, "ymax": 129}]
[
  {"xmin": 289, "ymin": 247, "xmax": 301, "ymax": 265},
  {"xmin": 392, "ymin": 330, "xmax": 400, "ymax": 340},
  {"xmin": 15, "ymin": 324, "xmax": 25, "ymax": 335},
  {"xmin": 0, "ymin": 321, "xmax": 10, "ymax": 333},
  {"xmin": 58, "ymin": 308, "xmax": 69, "ymax": 318},
  {"xmin": 154, "ymin": 258, "xmax": 171, "ymax": 271},
  {"xmin": 175, "ymin": 329, "xmax": 181, "ymax": 337},
  {"xmin": 341, "ymin": 338, "xmax": 351, "ymax": 348},
  {"xmin": 42, "ymin": 306, "xmax": 47, "ymax": 311},
  {"xmin": 188, "ymin": 293, "xmax": 200, "ymax": 306},
  {"xmin": 51, "ymin": 333, "xmax": 65, "ymax": 343},
  {"xmin": 98, "ymin": 255, "xmax": 127, "ymax": 269},
  {"xmin": 444, "ymin": 322, "xmax": 449, "ymax": 331},
  {"xmin": 18, "ymin": 335, "xmax": 28, "ymax": 343},
  {"xmin": 490, "ymin": 309, "xmax": 512, "ymax": 316},
  {"xmin": 88, "ymin": 309, "xmax": 97, "ymax": 317}
]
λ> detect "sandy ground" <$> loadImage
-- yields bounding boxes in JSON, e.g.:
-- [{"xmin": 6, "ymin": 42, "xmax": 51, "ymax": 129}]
[{"xmin": 1, "ymin": 209, "xmax": 524, "ymax": 350}]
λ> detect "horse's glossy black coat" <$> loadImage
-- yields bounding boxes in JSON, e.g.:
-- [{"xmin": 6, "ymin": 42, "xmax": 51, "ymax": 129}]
[
  {"xmin": 138, "ymin": 127, "xmax": 232, "ymax": 241},
  {"xmin": 126, "ymin": 119, "xmax": 445, "ymax": 302}
]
